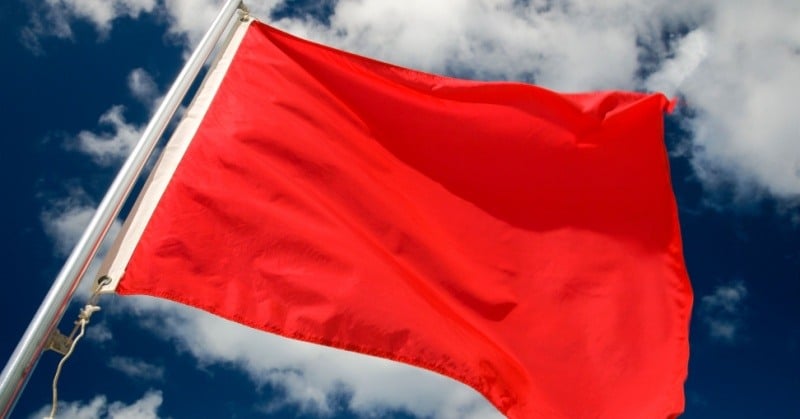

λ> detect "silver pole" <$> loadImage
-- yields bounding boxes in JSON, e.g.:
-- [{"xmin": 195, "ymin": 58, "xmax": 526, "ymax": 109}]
[{"xmin": 0, "ymin": 0, "xmax": 244, "ymax": 416}]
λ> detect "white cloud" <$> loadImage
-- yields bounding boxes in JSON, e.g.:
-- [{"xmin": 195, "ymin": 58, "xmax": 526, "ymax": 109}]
[
  {"xmin": 72, "ymin": 68, "xmax": 163, "ymax": 166},
  {"xmin": 127, "ymin": 68, "xmax": 160, "ymax": 106},
  {"xmin": 41, "ymin": 187, "xmax": 97, "ymax": 257},
  {"xmin": 28, "ymin": 395, "xmax": 106, "ymax": 419},
  {"xmin": 27, "ymin": 391, "xmax": 163, "ymax": 419},
  {"xmin": 108, "ymin": 356, "xmax": 165, "ymax": 381},
  {"xmin": 672, "ymin": 1, "xmax": 800, "ymax": 200},
  {"xmin": 646, "ymin": 29, "xmax": 710, "ymax": 97},
  {"xmin": 23, "ymin": 0, "xmax": 157, "ymax": 47},
  {"xmin": 75, "ymin": 105, "xmax": 143, "ymax": 167},
  {"xmin": 106, "ymin": 391, "xmax": 163, "ymax": 419},
  {"xmin": 62, "ymin": 0, "xmax": 157, "ymax": 33},
  {"xmin": 701, "ymin": 281, "xmax": 748, "ymax": 342}
]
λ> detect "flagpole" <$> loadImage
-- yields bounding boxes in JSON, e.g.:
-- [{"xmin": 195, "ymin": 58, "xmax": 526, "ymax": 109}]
[{"xmin": 0, "ymin": 0, "xmax": 245, "ymax": 416}]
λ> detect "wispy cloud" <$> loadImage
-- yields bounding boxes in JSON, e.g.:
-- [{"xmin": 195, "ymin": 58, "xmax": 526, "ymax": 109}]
[
  {"xmin": 70, "ymin": 68, "xmax": 164, "ymax": 166},
  {"xmin": 40, "ymin": 186, "xmax": 97, "ymax": 257},
  {"xmin": 127, "ymin": 68, "xmax": 160, "ymax": 107},
  {"xmin": 21, "ymin": 0, "xmax": 158, "ymax": 53},
  {"xmin": 86, "ymin": 321, "xmax": 114, "ymax": 343},
  {"xmin": 108, "ymin": 356, "xmax": 165, "ymax": 381},
  {"xmin": 700, "ymin": 281, "xmax": 748, "ymax": 342},
  {"xmin": 72, "ymin": 105, "xmax": 143, "ymax": 167},
  {"xmin": 27, "ymin": 390, "xmax": 163, "ymax": 419}
]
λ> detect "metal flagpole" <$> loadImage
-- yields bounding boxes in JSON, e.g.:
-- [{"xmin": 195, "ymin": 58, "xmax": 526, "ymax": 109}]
[{"xmin": 0, "ymin": 0, "xmax": 245, "ymax": 416}]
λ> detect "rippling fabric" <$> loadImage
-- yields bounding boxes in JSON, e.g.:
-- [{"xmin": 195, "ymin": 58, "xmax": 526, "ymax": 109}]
[{"xmin": 114, "ymin": 21, "xmax": 691, "ymax": 418}]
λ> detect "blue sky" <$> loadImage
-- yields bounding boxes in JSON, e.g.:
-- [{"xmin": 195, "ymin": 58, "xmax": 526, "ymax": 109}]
[{"xmin": 1, "ymin": 0, "xmax": 799, "ymax": 418}]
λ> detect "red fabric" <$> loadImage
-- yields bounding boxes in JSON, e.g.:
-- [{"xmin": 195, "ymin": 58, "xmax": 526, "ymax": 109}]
[{"xmin": 117, "ymin": 21, "xmax": 692, "ymax": 418}]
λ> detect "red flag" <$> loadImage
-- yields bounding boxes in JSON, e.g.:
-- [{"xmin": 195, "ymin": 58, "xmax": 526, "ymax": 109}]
[{"xmin": 101, "ymin": 19, "xmax": 691, "ymax": 418}]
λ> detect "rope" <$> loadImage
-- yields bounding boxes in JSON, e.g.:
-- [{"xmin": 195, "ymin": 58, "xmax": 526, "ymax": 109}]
[{"xmin": 44, "ymin": 302, "xmax": 101, "ymax": 419}]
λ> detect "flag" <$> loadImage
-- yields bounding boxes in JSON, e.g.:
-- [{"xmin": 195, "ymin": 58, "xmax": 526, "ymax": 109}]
[{"xmin": 99, "ymin": 18, "xmax": 692, "ymax": 418}]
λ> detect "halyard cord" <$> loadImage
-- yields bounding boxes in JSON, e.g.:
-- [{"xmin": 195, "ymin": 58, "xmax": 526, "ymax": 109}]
[{"xmin": 44, "ymin": 277, "xmax": 109, "ymax": 419}]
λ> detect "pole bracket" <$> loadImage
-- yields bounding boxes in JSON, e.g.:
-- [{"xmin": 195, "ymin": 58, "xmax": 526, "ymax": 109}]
[{"xmin": 45, "ymin": 330, "xmax": 73, "ymax": 356}]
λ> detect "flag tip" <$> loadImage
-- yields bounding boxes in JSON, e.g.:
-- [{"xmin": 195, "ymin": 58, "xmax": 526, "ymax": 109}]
[{"xmin": 665, "ymin": 96, "xmax": 679, "ymax": 113}]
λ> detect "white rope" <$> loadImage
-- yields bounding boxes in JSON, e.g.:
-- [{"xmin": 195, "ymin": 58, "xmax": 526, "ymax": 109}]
[{"xmin": 44, "ymin": 304, "xmax": 100, "ymax": 419}]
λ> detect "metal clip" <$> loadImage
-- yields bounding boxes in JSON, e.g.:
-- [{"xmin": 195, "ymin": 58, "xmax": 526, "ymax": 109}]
[{"xmin": 238, "ymin": 2, "xmax": 251, "ymax": 22}]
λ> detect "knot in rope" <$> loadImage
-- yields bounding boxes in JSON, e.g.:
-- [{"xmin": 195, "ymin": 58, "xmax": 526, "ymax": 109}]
[{"xmin": 78, "ymin": 304, "xmax": 101, "ymax": 323}]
